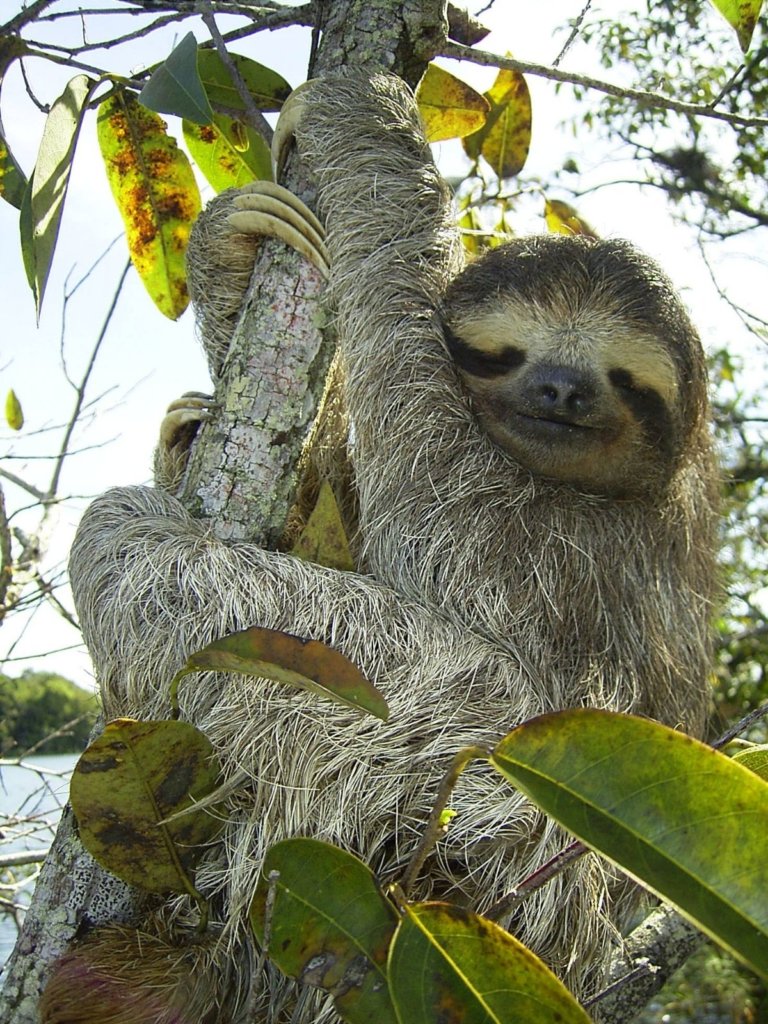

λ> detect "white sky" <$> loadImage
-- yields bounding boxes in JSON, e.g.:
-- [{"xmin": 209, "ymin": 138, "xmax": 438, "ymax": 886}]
[{"xmin": 1, "ymin": 1, "xmax": 765, "ymax": 689}]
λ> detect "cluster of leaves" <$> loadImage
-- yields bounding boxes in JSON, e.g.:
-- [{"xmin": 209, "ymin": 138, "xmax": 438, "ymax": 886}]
[
  {"xmin": 66, "ymin": 625, "xmax": 768, "ymax": 1022},
  {"xmin": 0, "ymin": 670, "xmax": 95, "ymax": 755}
]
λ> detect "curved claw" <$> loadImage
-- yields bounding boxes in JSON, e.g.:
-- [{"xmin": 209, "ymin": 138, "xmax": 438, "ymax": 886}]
[
  {"xmin": 159, "ymin": 393, "xmax": 216, "ymax": 452},
  {"xmin": 228, "ymin": 181, "xmax": 330, "ymax": 279},
  {"xmin": 271, "ymin": 80, "xmax": 314, "ymax": 180}
]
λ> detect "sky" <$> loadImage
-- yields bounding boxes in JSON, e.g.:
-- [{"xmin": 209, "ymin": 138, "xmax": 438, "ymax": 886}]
[{"xmin": 1, "ymin": 1, "xmax": 764, "ymax": 689}]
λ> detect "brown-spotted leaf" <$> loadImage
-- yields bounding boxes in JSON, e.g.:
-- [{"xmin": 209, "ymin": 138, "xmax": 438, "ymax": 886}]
[
  {"xmin": 97, "ymin": 91, "xmax": 201, "ymax": 319},
  {"xmin": 251, "ymin": 839, "xmax": 399, "ymax": 1024},
  {"xmin": 463, "ymin": 67, "xmax": 532, "ymax": 179},
  {"xmin": 180, "ymin": 626, "xmax": 388, "ymax": 721},
  {"xmin": 544, "ymin": 198, "xmax": 599, "ymax": 237},
  {"xmin": 291, "ymin": 480, "xmax": 354, "ymax": 571},
  {"xmin": 183, "ymin": 113, "xmax": 271, "ymax": 192},
  {"xmin": 416, "ymin": 64, "xmax": 489, "ymax": 143},
  {"xmin": 388, "ymin": 903, "xmax": 591, "ymax": 1023},
  {"xmin": 70, "ymin": 718, "xmax": 223, "ymax": 894},
  {"xmin": 708, "ymin": 0, "xmax": 764, "ymax": 51},
  {"xmin": 0, "ymin": 127, "xmax": 27, "ymax": 209}
]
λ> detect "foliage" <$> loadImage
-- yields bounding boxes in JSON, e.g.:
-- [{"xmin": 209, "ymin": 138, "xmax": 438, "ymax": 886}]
[{"xmin": 0, "ymin": 670, "xmax": 96, "ymax": 754}]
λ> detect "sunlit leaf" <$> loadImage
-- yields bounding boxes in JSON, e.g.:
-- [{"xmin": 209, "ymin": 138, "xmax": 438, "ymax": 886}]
[
  {"xmin": 20, "ymin": 75, "xmax": 94, "ymax": 314},
  {"xmin": 5, "ymin": 389, "xmax": 23, "ymax": 430},
  {"xmin": 291, "ymin": 480, "xmax": 354, "ymax": 571},
  {"xmin": 544, "ymin": 198, "xmax": 599, "ymax": 237},
  {"xmin": 389, "ymin": 903, "xmax": 591, "ymax": 1024},
  {"xmin": 177, "ymin": 625, "xmax": 389, "ymax": 721},
  {"xmin": 416, "ymin": 64, "xmax": 489, "ymax": 143},
  {"xmin": 708, "ymin": 0, "xmax": 764, "ymax": 51},
  {"xmin": 0, "ymin": 128, "xmax": 27, "ymax": 209},
  {"xmin": 97, "ymin": 91, "xmax": 201, "ymax": 319},
  {"xmin": 733, "ymin": 744, "xmax": 768, "ymax": 782},
  {"xmin": 251, "ymin": 839, "xmax": 399, "ymax": 1024},
  {"xmin": 139, "ymin": 31, "xmax": 213, "ymax": 125},
  {"xmin": 463, "ymin": 66, "xmax": 532, "ymax": 178},
  {"xmin": 183, "ymin": 113, "xmax": 271, "ymax": 192},
  {"xmin": 490, "ymin": 709, "xmax": 768, "ymax": 980},
  {"xmin": 70, "ymin": 718, "xmax": 223, "ymax": 894},
  {"xmin": 196, "ymin": 50, "xmax": 291, "ymax": 112}
]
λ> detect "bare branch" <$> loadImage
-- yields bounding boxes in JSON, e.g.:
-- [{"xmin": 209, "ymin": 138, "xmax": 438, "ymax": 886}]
[{"xmin": 442, "ymin": 42, "xmax": 768, "ymax": 130}]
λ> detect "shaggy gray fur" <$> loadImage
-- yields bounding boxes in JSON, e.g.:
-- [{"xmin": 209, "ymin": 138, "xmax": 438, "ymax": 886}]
[{"xmin": 69, "ymin": 73, "xmax": 719, "ymax": 1020}]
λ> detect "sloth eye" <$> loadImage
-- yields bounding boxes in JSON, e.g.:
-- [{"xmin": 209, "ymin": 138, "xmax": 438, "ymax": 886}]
[
  {"xmin": 443, "ymin": 324, "xmax": 525, "ymax": 379},
  {"xmin": 609, "ymin": 368, "xmax": 638, "ymax": 393}
]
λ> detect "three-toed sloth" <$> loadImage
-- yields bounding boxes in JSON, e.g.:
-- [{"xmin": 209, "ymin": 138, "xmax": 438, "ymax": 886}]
[{"xmin": 70, "ymin": 72, "xmax": 719, "ymax": 1018}]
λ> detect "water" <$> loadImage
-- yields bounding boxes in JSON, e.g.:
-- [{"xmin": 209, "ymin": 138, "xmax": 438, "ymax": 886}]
[{"xmin": 0, "ymin": 753, "xmax": 77, "ymax": 967}]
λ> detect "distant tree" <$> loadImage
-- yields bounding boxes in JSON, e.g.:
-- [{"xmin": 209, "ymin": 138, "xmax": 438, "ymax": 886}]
[{"xmin": 0, "ymin": 670, "xmax": 96, "ymax": 754}]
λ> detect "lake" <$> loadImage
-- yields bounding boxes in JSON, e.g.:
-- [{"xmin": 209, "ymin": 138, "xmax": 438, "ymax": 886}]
[{"xmin": 0, "ymin": 753, "xmax": 77, "ymax": 968}]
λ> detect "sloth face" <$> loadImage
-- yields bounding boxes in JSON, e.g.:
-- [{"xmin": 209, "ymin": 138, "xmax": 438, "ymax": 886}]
[{"xmin": 442, "ymin": 236, "xmax": 707, "ymax": 499}]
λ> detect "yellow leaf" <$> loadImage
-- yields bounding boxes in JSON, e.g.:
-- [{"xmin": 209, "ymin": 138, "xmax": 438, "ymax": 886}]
[
  {"xmin": 5, "ymin": 388, "xmax": 23, "ymax": 430},
  {"xmin": 97, "ymin": 91, "xmax": 201, "ymax": 319},
  {"xmin": 544, "ymin": 198, "xmax": 598, "ymax": 238},
  {"xmin": 708, "ymin": 0, "xmax": 763, "ymax": 51},
  {"xmin": 463, "ymin": 66, "xmax": 532, "ymax": 179},
  {"xmin": 416, "ymin": 64, "xmax": 489, "ymax": 143},
  {"xmin": 291, "ymin": 480, "xmax": 354, "ymax": 571}
]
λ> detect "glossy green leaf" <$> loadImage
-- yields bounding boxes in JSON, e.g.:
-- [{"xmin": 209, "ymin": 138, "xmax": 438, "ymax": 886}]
[
  {"xmin": 733, "ymin": 744, "xmax": 768, "ymax": 782},
  {"xmin": 5, "ymin": 389, "xmax": 23, "ymax": 430},
  {"xmin": 388, "ymin": 903, "xmax": 591, "ymax": 1024},
  {"xmin": 416, "ymin": 64, "xmax": 489, "ymax": 143},
  {"xmin": 70, "ymin": 718, "xmax": 223, "ymax": 895},
  {"xmin": 139, "ymin": 32, "xmax": 213, "ymax": 125},
  {"xmin": 490, "ymin": 709, "xmax": 768, "ymax": 980},
  {"xmin": 97, "ymin": 91, "xmax": 201, "ymax": 319},
  {"xmin": 177, "ymin": 625, "xmax": 388, "ymax": 721},
  {"xmin": 0, "ymin": 128, "xmax": 27, "ymax": 209},
  {"xmin": 251, "ymin": 839, "xmax": 399, "ymax": 1024},
  {"xmin": 197, "ymin": 50, "xmax": 291, "ymax": 112},
  {"xmin": 708, "ymin": 0, "xmax": 763, "ymax": 51},
  {"xmin": 183, "ymin": 113, "xmax": 271, "ymax": 192},
  {"xmin": 463, "ymin": 66, "xmax": 532, "ymax": 179},
  {"xmin": 20, "ymin": 75, "xmax": 93, "ymax": 314}
]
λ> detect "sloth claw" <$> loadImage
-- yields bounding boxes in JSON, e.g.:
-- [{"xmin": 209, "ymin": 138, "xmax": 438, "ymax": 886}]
[
  {"xmin": 271, "ymin": 80, "xmax": 313, "ymax": 179},
  {"xmin": 159, "ymin": 392, "xmax": 216, "ymax": 452},
  {"xmin": 227, "ymin": 181, "xmax": 329, "ymax": 278}
]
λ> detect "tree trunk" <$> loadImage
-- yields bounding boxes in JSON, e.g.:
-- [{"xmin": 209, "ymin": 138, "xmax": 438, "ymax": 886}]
[{"xmin": 0, "ymin": 2, "xmax": 447, "ymax": 1019}]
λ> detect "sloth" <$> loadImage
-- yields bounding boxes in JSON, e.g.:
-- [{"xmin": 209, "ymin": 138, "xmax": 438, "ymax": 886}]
[{"xmin": 68, "ymin": 72, "xmax": 719, "ymax": 1019}]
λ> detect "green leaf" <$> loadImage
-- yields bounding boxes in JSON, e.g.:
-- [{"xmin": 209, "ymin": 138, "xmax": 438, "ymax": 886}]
[
  {"xmin": 415, "ymin": 64, "xmax": 489, "ymax": 143},
  {"xmin": 251, "ymin": 839, "xmax": 399, "ymax": 1024},
  {"xmin": 177, "ymin": 625, "xmax": 389, "ymax": 722},
  {"xmin": 197, "ymin": 50, "xmax": 291, "ymax": 112},
  {"xmin": 490, "ymin": 709, "xmax": 768, "ymax": 980},
  {"xmin": 708, "ymin": 0, "xmax": 764, "ymax": 51},
  {"xmin": 139, "ymin": 32, "xmax": 213, "ymax": 125},
  {"xmin": 20, "ymin": 74, "xmax": 93, "ymax": 314},
  {"xmin": 70, "ymin": 718, "xmax": 223, "ymax": 895},
  {"xmin": 97, "ymin": 90, "xmax": 201, "ymax": 319},
  {"xmin": 733, "ymin": 744, "xmax": 768, "ymax": 782},
  {"xmin": 5, "ymin": 389, "xmax": 23, "ymax": 430},
  {"xmin": 388, "ymin": 903, "xmax": 591, "ymax": 1024},
  {"xmin": 463, "ymin": 66, "xmax": 532, "ymax": 179},
  {"xmin": 0, "ymin": 128, "xmax": 27, "ymax": 209},
  {"xmin": 183, "ymin": 113, "xmax": 271, "ymax": 192},
  {"xmin": 291, "ymin": 480, "xmax": 355, "ymax": 571}
]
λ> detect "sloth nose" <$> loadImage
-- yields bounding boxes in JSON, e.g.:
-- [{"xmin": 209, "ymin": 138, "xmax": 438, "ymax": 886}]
[{"xmin": 527, "ymin": 365, "xmax": 596, "ymax": 420}]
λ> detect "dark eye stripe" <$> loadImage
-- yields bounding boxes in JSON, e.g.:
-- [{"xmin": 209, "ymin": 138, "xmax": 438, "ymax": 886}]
[
  {"xmin": 443, "ymin": 325, "xmax": 526, "ymax": 379},
  {"xmin": 609, "ymin": 369, "xmax": 674, "ymax": 456}
]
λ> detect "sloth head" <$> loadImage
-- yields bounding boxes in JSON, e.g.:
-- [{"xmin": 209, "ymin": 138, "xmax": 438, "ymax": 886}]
[{"xmin": 441, "ymin": 235, "xmax": 710, "ymax": 499}]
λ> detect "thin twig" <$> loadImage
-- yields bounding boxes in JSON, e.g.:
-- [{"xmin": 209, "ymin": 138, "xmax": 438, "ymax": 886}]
[
  {"xmin": 198, "ymin": 1, "xmax": 274, "ymax": 142},
  {"xmin": 485, "ymin": 840, "xmax": 587, "ymax": 920},
  {"xmin": 552, "ymin": 0, "xmax": 592, "ymax": 69},
  {"xmin": 442, "ymin": 42, "xmax": 768, "ymax": 130}
]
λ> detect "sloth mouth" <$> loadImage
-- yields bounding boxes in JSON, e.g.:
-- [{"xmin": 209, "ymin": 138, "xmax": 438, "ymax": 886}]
[{"xmin": 515, "ymin": 413, "xmax": 597, "ymax": 435}]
